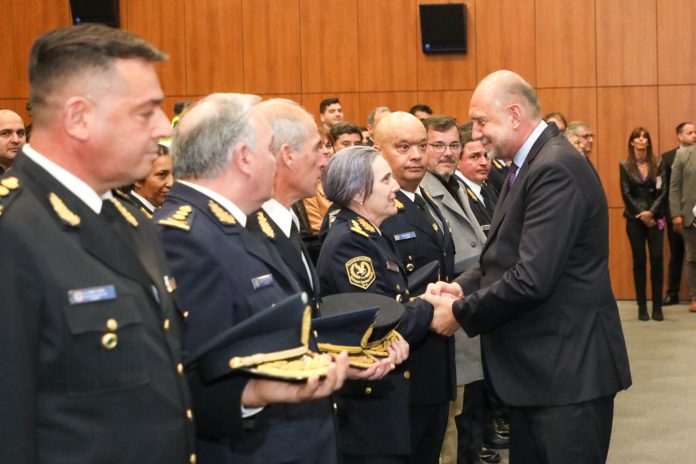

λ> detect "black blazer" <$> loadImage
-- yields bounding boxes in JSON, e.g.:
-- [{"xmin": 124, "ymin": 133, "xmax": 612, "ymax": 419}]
[
  {"xmin": 619, "ymin": 159, "xmax": 667, "ymax": 219},
  {"xmin": 453, "ymin": 125, "xmax": 632, "ymax": 407},
  {"xmin": 155, "ymin": 182, "xmax": 338, "ymax": 464},
  {"xmin": 0, "ymin": 154, "xmax": 195, "ymax": 463}
]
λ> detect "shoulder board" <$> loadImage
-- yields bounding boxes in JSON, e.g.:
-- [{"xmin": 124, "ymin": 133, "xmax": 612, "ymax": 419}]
[
  {"xmin": 492, "ymin": 159, "xmax": 504, "ymax": 170},
  {"xmin": 110, "ymin": 198, "xmax": 139, "ymax": 228},
  {"xmin": 158, "ymin": 204, "xmax": 194, "ymax": 231},
  {"xmin": 356, "ymin": 216, "xmax": 376, "ymax": 234},
  {"xmin": 256, "ymin": 210, "xmax": 275, "ymax": 239},
  {"xmin": 394, "ymin": 198, "xmax": 404, "ymax": 209},
  {"xmin": 139, "ymin": 206, "xmax": 153, "ymax": 219},
  {"xmin": 49, "ymin": 191, "xmax": 81, "ymax": 227},
  {"xmin": 350, "ymin": 219, "xmax": 369, "ymax": 238},
  {"xmin": 0, "ymin": 176, "xmax": 21, "ymax": 220},
  {"xmin": 209, "ymin": 200, "xmax": 236, "ymax": 226}
]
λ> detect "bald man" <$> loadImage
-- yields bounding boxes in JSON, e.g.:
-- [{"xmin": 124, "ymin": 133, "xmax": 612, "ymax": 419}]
[
  {"xmin": 0, "ymin": 110, "xmax": 26, "ymax": 174},
  {"xmin": 424, "ymin": 71, "xmax": 631, "ymax": 464}
]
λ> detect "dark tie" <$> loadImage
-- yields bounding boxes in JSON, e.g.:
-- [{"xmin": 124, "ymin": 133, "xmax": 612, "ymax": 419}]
[
  {"xmin": 414, "ymin": 193, "xmax": 443, "ymax": 236},
  {"xmin": 289, "ymin": 220, "xmax": 303, "ymax": 255},
  {"xmin": 507, "ymin": 163, "xmax": 519, "ymax": 187}
]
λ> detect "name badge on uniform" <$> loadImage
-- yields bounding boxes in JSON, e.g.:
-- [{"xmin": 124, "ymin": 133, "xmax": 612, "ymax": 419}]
[
  {"xmin": 386, "ymin": 261, "xmax": 400, "ymax": 272},
  {"xmin": 393, "ymin": 231, "xmax": 416, "ymax": 241},
  {"xmin": 68, "ymin": 285, "xmax": 117, "ymax": 305},
  {"xmin": 251, "ymin": 274, "xmax": 275, "ymax": 290}
]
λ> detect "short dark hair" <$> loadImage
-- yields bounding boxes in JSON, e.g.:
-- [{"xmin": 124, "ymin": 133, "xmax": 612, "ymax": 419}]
[
  {"xmin": 29, "ymin": 24, "xmax": 166, "ymax": 119},
  {"xmin": 330, "ymin": 121, "xmax": 362, "ymax": 141},
  {"xmin": 174, "ymin": 100, "xmax": 192, "ymax": 115},
  {"xmin": 424, "ymin": 115, "xmax": 457, "ymax": 134},
  {"xmin": 320, "ymin": 97, "xmax": 340, "ymax": 114},
  {"xmin": 676, "ymin": 122, "xmax": 693, "ymax": 135},
  {"xmin": 460, "ymin": 130, "xmax": 473, "ymax": 146},
  {"xmin": 409, "ymin": 103, "xmax": 433, "ymax": 116},
  {"xmin": 543, "ymin": 112, "xmax": 567, "ymax": 128}
]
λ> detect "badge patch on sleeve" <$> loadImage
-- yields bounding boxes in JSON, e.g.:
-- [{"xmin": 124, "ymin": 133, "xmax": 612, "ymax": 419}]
[{"xmin": 345, "ymin": 256, "xmax": 376, "ymax": 290}]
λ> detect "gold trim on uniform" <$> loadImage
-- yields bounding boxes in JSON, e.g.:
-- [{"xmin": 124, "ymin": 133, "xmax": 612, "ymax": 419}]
[
  {"xmin": 357, "ymin": 217, "xmax": 376, "ymax": 234},
  {"xmin": 110, "ymin": 198, "xmax": 139, "ymax": 227},
  {"xmin": 139, "ymin": 207, "xmax": 153, "ymax": 219},
  {"xmin": 432, "ymin": 223, "xmax": 439, "ymax": 232},
  {"xmin": 394, "ymin": 198, "xmax": 404, "ymax": 209},
  {"xmin": 466, "ymin": 187, "xmax": 479, "ymax": 202},
  {"xmin": 301, "ymin": 306, "xmax": 311, "ymax": 347},
  {"xmin": 49, "ymin": 192, "xmax": 81, "ymax": 227},
  {"xmin": 0, "ymin": 185, "xmax": 9, "ymax": 197},
  {"xmin": 345, "ymin": 256, "xmax": 376, "ymax": 289},
  {"xmin": 350, "ymin": 219, "xmax": 369, "ymax": 238},
  {"xmin": 256, "ymin": 211, "xmax": 275, "ymax": 239},
  {"xmin": 209, "ymin": 200, "xmax": 236, "ymax": 225},
  {"xmin": 158, "ymin": 205, "xmax": 193, "ymax": 231},
  {"xmin": 0, "ymin": 176, "xmax": 19, "ymax": 190}
]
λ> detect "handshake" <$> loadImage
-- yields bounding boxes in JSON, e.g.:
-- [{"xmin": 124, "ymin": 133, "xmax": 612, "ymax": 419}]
[{"xmin": 422, "ymin": 281, "xmax": 465, "ymax": 336}]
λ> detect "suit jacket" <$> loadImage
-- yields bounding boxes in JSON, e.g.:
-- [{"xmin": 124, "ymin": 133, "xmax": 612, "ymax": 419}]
[
  {"xmin": 452, "ymin": 124, "xmax": 632, "ymax": 407},
  {"xmin": 317, "ymin": 207, "xmax": 432, "ymax": 456},
  {"xmin": 0, "ymin": 154, "xmax": 195, "ymax": 464},
  {"xmin": 669, "ymin": 145, "xmax": 696, "ymax": 225},
  {"xmin": 421, "ymin": 171, "xmax": 486, "ymax": 273},
  {"xmin": 619, "ymin": 159, "xmax": 667, "ymax": 219},
  {"xmin": 155, "ymin": 182, "xmax": 338, "ymax": 464},
  {"xmin": 420, "ymin": 172, "xmax": 486, "ymax": 386},
  {"xmin": 379, "ymin": 189, "xmax": 456, "ymax": 404},
  {"xmin": 662, "ymin": 148, "xmax": 677, "ymax": 217}
]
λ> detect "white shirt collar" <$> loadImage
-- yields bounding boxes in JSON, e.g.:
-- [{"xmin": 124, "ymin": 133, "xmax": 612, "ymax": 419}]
[
  {"xmin": 460, "ymin": 176, "xmax": 482, "ymax": 198},
  {"xmin": 400, "ymin": 187, "xmax": 430, "ymax": 202},
  {"xmin": 177, "ymin": 180, "xmax": 247, "ymax": 226},
  {"xmin": 512, "ymin": 120, "xmax": 548, "ymax": 171},
  {"xmin": 22, "ymin": 144, "xmax": 111, "ymax": 214},
  {"xmin": 130, "ymin": 190, "xmax": 156, "ymax": 214},
  {"xmin": 261, "ymin": 199, "xmax": 296, "ymax": 238}
]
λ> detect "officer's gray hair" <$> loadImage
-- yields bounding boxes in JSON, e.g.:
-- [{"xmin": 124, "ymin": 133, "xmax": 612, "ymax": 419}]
[
  {"xmin": 256, "ymin": 98, "xmax": 315, "ymax": 154},
  {"xmin": 323, "ymin": 146, "xmax": 381, "ymax": 207},
  {"xmin": 172, "ymin": 93, "xmax": 261, "ymax": 179}
]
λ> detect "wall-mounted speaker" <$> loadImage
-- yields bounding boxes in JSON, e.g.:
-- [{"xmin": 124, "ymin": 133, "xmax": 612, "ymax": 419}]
[
  {"xmin": 70, "ymin": 0, "xmax": 120, "ymax": 27},
  {"xmin": 419, "ymin": 3, "xmax": 467, "ymax": 54}
]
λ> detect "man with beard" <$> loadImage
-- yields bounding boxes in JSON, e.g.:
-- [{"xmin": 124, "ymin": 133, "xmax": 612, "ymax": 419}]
[{"xmin": 0, "ymin": 110, "xmax": 26, "ymax": 174}]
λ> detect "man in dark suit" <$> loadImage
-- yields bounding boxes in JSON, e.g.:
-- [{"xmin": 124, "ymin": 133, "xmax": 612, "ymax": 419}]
[
  {"xmin": 373, "ymin": 111, "xmax": 457, "ymax": 464},
  {"xmin": 0, "ymin": 24, "xmax": 198, "ymax": 464},
  {"xmin": 0, "ymin": 109, "xmax": 26, "ymax": 175},
  {"xmin": 425, "ymin": 70, "xmax": 632, "ymax": 464},
  {"xmin": 155, "ymin": 93, "xmax": 348, "ymax": 464},
  {"xmin": 661, "ymin": 122, "xmax": 696, "ymax": 305}
]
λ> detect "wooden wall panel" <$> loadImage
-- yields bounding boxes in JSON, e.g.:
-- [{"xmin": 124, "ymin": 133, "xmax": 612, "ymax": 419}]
[
  {"xmin": 416, "ymin": 0, "xmax": 477, "ymax": 91},
  {"xmin": 0, "ymin": 2, "xmax": 16, "ymax": 98},
  {"xmin": 535, "ymin": 0, "xmax": 596, "ymax": 88},
  {"xmin": 475, "ymin": 0, "xmax": 536, "ymax": 85},
  {"xmin": 300, "ymin": 0, "xmax": 359, "ymax": 93},
  {"xmin": 596, "ymin": 0, "xmax": 657, "ymax": 86},
  {"xmin": 185, "ymin": 0, "xmax": 244, "ymax": 95},
  {"xmin": 657, "ymin": 0, "xmax": 696, "ymax": 85},
  {"xmin": 242, "ymin": 0, "xmax": 301, "ymax": 95},
  {"xmin": 358, "ymin": 92, "xmax": 419, "ymax": 125},
  {"xmin": 416, "ymin": 90, "xmax": 473, "ymax": 123},
  {"xmin": 536, "ymin": 87, "xmax": 598, "ymax": 165},
  {"xmin": 608, "ymin": 208, "xmax": 637, "ymax": 299},
  {"xmin": 358, "ymin": 0, "xmax": 418, "ymax": 92},
  {"xmin": 596, "ymin": 86, "xmax": 659, "ymax": 209},
  {"xmin": 11, "ymin": 0, "xmax": 71, "ymax": 98},
  {"xmin": 125, "ymin": 0, "xmax": 187, "ymax": 96},
  {"xmin": 302, "ymin": 93, "xmax": 361, "ymax": 127},
  {"xmin": 657, "ymin": 86, "xmax": 696, "ymax": 155}
]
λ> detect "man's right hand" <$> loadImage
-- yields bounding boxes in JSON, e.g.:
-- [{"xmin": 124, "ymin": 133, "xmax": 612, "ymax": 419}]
[
  {"xmin": 425, "ymin": 281, "xmax": 464, "ymax": 300},
  {"xmin": 673, "ymin": 216, "xmax": 684, "ymax": 234}
]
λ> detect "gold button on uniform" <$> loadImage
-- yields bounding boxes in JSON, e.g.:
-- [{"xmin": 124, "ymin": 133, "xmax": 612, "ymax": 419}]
[
  {"xmin": 183, "ymin": 310, "xmax": 190, "ymax": 319},
  {"xmin": 101, "ymin": 333, "xmax": 118, "ymax": 350},
  {"xmin": 365, "ymin": 387, "xmax": 373, "ymax": 395},
  {"xmin": 333, "ymin": 402, "xmax": 338, "ymax": 411},
  {"xmin": 403, "ymin": 370, "xmax": 411, "ymax": 379},
  {"xmin": 177, "ymin": 363, "xmax": 184, "ymax": 375},
  {"xmin": 163, "ymin": 319, "xmax": 171, "ymax": 330},
  {"xmin": 186, "ymin": 409, "xmax": 193, "ymax": 421},
  {"xmin": 106, "ymin": 318, "xmax": 118, "ymax": 331},
  {"xmin": 189, "ymin": 453, "xmax": 197, "ymax": 464}
]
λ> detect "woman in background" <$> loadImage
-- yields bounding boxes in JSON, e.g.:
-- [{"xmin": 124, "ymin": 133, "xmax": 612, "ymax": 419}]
[{"xmin": 619, "ymin": 127, "xmax": 667, "ymax": 321}]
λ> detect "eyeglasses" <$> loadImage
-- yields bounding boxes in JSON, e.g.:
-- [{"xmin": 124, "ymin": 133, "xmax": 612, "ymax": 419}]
[
  {"xmin": 428, "ymin": 142, "xmax": 463, "ymax": 154},
  {"xmin": 394, "ymin": 142, "xmax": 428, "ymax": 154}
]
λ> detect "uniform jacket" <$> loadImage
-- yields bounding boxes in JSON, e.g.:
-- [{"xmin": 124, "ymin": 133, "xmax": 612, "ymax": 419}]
[
  {"xmin": 453, "ymin": 124, "xmax": 632, "ymax": 407},
  {"xmin": 155, "ymin": 182, "xmax": 338, "ymax": 464},
  {"xmin": 317, "ymin": 207, "xmax": 432, "ymax": 456},
  {"xmin": 0, "ymin": 154, "xmax": 195, "ymax": 464},
  {"xmin": 669, "ymin": 145, "xmax": 696, "ymax": 225},
  {"xmin": 379, "ymin": 189, "xmax": 457, "ymax": 404},
  {"xmin": 619, "ymin": 158, "xmax": 667, "ymax": 219}
]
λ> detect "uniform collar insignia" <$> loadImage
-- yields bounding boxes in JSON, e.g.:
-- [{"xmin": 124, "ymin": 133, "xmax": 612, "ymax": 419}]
[
  {"xmin": 110, "ymin": 198, "xmax": 139, "ymax": 227},
  {"xmin": 0, "ymin": 176, "xmax": 19, "ymax": 192},
  {"xmin": 139, "ymin": 207, "xmax": 153, "ymax": 219},
  {"xmin": 356, "ymin": 216, "xmax": 376, "ymax": 234},
  {"xmin": 350, "ymin": 219, "xmax": 369, "ymax": 238},
  {"xmin": 466, "ymin": 187, "xmax": 479, "ymax": 202},
  {"xmin": 394, "ymin": 198, "xmax": 404, "ymax": 209},
  {"xmin": 209, "ymin": 200, "xmax": 236, "ymax": 225},
  {"xmin": 158, "ymin": 204, "xmax": 193, "ymax": 231},
  {"xmin": 49, "ymin": 192, "xmax": 81, "ymax": 227},
  {"xmin": 257, "ymin": 210, "xmax": 275, "ymax": 239}
]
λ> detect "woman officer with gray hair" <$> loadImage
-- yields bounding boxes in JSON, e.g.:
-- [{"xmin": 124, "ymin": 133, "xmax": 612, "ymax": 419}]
[{"xmin": 317, "ymin": 146, "xmax": 434, "ymax": 464}]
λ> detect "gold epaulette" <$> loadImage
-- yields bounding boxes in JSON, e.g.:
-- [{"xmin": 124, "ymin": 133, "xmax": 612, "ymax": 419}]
[
  {"xmin": 466, "ymin": 187, "xmax": 479, "ymax": 202},
  {"xmin": 394, "ymin": 198, "xmax": 405, "ymax": 209},
  {"xmin": 0, "ymin": 176, "xmax": 21, "ymax": 219},
  {"xmin": 209, "ymin": 200, "xmax": 236, "ymax": 225},
  {"xmin": 49, "ymin": 191, "xmax": 80, "ymax": 227},
  {"xmin": 110, "ymin": 198, "xmax": 139, "ymax": 227},
  {"xmin": 158, "ymin": 205, "xmax": 194, "ymax": 231},
  {"xmin": 256, "ymin": 210, "xmax": 275, "ymax": 239},
  {"xmin": 139, "ymin": 207, "xmax": 153, "ymax": 219},
  {"xmin": 350, "ymin": 219, "xmax": 369, "ymax": 238}
]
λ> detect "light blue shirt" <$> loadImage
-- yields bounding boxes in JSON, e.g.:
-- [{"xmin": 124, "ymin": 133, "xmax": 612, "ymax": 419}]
[{"xmin": 511, "ymin": 120, "xmax": 548, "ymax": 172}]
